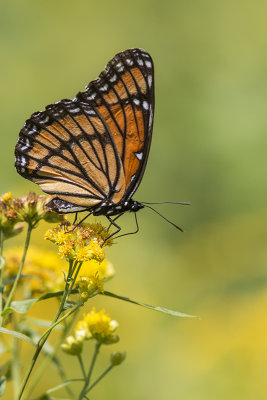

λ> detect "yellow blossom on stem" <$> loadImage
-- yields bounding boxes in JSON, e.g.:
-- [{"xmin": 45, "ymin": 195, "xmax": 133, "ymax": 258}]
[
  {"xmin": 61, "ymin": 335, "xmax": 83, "ymax": 356},
  {"xmin": 78, "ymin": 259, "xmax": 115, "ymax": 282},
  {"xmin": 14, "ymin": 192, "xmax": 66, "ymax": 227},
  {"xmin": 3, "ymin": 246, "xmax": 66, "ymax": 296},
  {"xmin": 63, "ymin": 307, "xmax": 120, "ymax": 356},
  {"xmin": 0, "ymin": 192, "xmax": 23, "ymax": 240},
  {"xmin": 1, "ymin": 192, "xmax": 12, "ymax": 204},
  {"xmin": 83, "ymin": 308, "xmax": 119, "ymax": 344},
  {"xmin": 0, "ymin": 192, "xmax": 65, "ymax": 241},
  {"xmin": 78, "ymin": 275, "xmax": 104, "ymax": 303},
  {"xmin": 45, "ymin": 222, "xmax": 111, "ymax": 262},
  {"xmin": 75, "ymin": 320, "xmax": 92, "ymax": 340}
]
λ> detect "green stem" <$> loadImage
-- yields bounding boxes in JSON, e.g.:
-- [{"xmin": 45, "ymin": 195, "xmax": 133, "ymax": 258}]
[
  {"xmin": 2, "ymin": 224, "xmax": 32, "ymax": 320},
  {"xmin": 0, "ymin": 230, "xmax": 4, "ymax": 324},
  {"xmin": 0, "ymin": 230, "xmax": 3, "ymax": 257},
  {"xmin": 12, "ymin": 329, "xmax": 21, "ymax": 398},
  {"xmin": 78, "ymin": 355, "xmax": 87, "ymax": 380},
  {"xmin": 24, "ymin": 309, "xmax": 79, "ymax": 400},
  {"xmin": 37, "ymin": 303, "xmax": 81, "ymax": 345},
  {"xmin": 69, "ymin": 262, "xmax": 83, "ymax": 293},
  {"xmin": 17, "ymin": 259, "xmax": 80, "ymax": 400},
  {"xmin": 78, "ymin": 343, "xmax": 101, "ymax": 400},
  {"xmin": 86, "ymin": 365, "xmax": 114, "ymax": 394}
]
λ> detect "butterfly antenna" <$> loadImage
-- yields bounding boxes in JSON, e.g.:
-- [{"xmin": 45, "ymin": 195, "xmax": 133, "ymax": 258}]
[
  {"xmin": 142, "ymin": 201, "xmax": 190, "ymax": 205},
  {"xmin": 142, "ymin": 204, "xmax": 184, "ymax": 232}
]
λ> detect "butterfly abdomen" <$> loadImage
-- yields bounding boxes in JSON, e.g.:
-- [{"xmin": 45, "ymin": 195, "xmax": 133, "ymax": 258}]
[{"xmin": 92, "ymin": 199, "xmax": 144, "ymax": 216}]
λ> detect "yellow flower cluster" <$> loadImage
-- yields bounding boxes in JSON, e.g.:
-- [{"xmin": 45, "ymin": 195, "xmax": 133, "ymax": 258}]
[
  {"xmin": 3, "ymin": 245, "xmax": 115, "ymax": 299},
  {"xmin": 0, "ymin": 192, "xmax": 23, "ymax": 239},
  {"xmin": 13, "ymin": 192, "xmax": 66, "ymax": 226},
  {"xmin": 3, "ymin": 246, "xmax": 65, "ymax": 296},
  {"xmin": 83, "ymin": 308, "xmax": 119, "ymax": 343},
  {"xmin": 78, "ymin": 275, "xmax": 104, "ymax": 302},
  {"xmin": 0, "ymin": 192, "xmax": 65, "ymax": 239},
  {"xmin": 61, "ymin": 308, "xmax": 119, "ymax": 355},
  {"xmin": 44, "ymin": 222, "xmax": 112, "ymax": 262}
]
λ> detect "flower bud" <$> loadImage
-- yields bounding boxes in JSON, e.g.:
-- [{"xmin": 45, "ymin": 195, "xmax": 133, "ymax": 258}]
[
  {"xmin": 100, "ymin": 333, "xmax": 120, "ymax": 345},
  {"xmin": 110, "ymin": 351, "xmax": 126, "ymax": 366},
  {"xmin": 78, "ymin": 276, "xmax": 103, "ymax": 303},
  {"xmin": 61, "ymin": 335, "xmax": 83, "ymax": 356}
]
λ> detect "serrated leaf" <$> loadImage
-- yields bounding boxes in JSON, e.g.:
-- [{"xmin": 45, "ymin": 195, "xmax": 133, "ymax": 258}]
[
  {"xmin": 0, "ymin": 376, "xmax": 6, "ymax": 397},
  {"xmin": 0, "ymin": 327, "xmax": 35, "ymax": 345},
  {"xmin": 103, "ymin": 291, "xmax": 199, "ymax": 318}
]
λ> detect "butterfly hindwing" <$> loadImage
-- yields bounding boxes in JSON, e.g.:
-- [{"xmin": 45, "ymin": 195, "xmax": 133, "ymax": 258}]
[{"xmin": 15, "ymin": 100, "xmax": 125, "ymax": 208}]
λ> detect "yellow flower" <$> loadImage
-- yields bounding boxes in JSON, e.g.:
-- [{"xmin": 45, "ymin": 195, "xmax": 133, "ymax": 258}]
[
  {"xmin": 83, "ymin": 308, "xmax": 119, "ymax": 344},
  {"xmin": 2, "ymin": 192, "xmax": 12, "ymax": 204},
  {"xmin": 78, "ymin": 259, "xmax": 115, "ymax": 281},
  {"xmin": 0, "ymin": 192, "xmax": 23, "ymax": 239},
  {"xmin": 14, "ymin": 192, "xmax": 66, "ymax": 227},
  {"xmin": 78, "ymin": 275, "xmax": 104, "ymax": 302},
  {"xmin": 45, "ymin": 222, "xmax": 111, "ymax": 262},
  {"xmin": 58, "ymin": 242, "xmax": 75, "ymax": 259},
  {"xmin": 3, "ymin": 246, "xmax": 66, "ymax": 296},
  {"xmin": 44, "ymin": 229, "xmax": 55, "ymax": 242},
  {"xmin": 75, "ymin": 320, "xmax": 92, "ymax": 340},
  {"xmin": 75, "ymin": 245, "xmax": 94, "ymax": 262}
]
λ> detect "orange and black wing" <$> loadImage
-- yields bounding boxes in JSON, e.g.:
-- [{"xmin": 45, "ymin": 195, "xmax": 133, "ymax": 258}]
[
  {"xmin": 15, "ymin": 100, "xmax": 125, "ymax": 209},
  {"xmin": 76, "ymin": 48, "xmax": 154, "ymax": 201},
  {"xmin": 15, "ymin": 48, "xmax": 154, "ymax": 208}
]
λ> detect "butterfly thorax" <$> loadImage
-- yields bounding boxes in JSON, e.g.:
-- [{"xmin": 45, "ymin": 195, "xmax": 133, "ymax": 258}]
[
  {"xmin": 92, "ymin": 200, "xmax": 144, "ymax": 216},
  {"xmin": 46, "ymin": 197, "xmax": 144, "ymax": 216}
]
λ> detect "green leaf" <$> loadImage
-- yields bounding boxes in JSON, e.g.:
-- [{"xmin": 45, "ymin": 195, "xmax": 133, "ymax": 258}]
[
  {"xmin": 103, "ymin": 291, "xmax": 199, "ymax": 318},
  {"xmin": 3, "ymin": 298, "xmax": 38, "ymax": 315},
  {"xmin": 46, "ymin": 379, "xmax": 84, "ymax": 394},
  {"xmin": 26, "ymin": 317, "xmax": 64, "ymax": 330},
  {"xmin": 0, "ymin": 327, "xmax": 35, "ymax": 345},
  {"xmin": 18, "ymin": 322, "xmax": 54, "ymax": 355},
  {"xmin": 1, "ymin": 289, "xmax": 79, "ymax": 316},
  {"xmin": 0, "ymin": 376, "xmax": 6, "ymax": 397}
]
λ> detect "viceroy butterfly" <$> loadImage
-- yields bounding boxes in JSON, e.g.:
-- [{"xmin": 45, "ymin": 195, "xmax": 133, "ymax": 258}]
[{"xmin": 15, "ymin": 48, "xmax": 186, "ymax": 239}]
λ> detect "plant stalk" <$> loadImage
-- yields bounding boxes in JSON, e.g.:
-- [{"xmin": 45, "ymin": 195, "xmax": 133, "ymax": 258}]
[
  {"xmin": 86, "ymin": 365, "xmax": 114, "ymax": 394},
  {"xmin": 17, "ymin": 260, "xmax": 80, "ymax": 399},
  {"xmin": 78, "ymin": 342, "xmax": 101, "ymax": 400},
  {"xmin": 2, "ymin": 224, "xmax": 32, "ymax": 322}
]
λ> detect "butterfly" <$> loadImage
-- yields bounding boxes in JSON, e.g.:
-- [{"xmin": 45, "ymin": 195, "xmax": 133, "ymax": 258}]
[{"xmin": 15, "ymin": 48, "xmax": 185, "ymax": 239}]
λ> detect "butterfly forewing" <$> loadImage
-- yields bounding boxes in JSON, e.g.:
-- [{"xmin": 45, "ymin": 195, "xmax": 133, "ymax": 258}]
[
  {"xmin": 15, "ymin": 48, "xmax": 154, "ymax": 210},
  {"xmin": 76, "ymin": 48, "xmax": 154, "ymax": 201}
]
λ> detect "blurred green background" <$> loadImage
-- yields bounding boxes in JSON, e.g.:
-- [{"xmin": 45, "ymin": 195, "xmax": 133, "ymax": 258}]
[{"xmin": 2, "ymin": 0, "xmax": 267, "ymax": 398}]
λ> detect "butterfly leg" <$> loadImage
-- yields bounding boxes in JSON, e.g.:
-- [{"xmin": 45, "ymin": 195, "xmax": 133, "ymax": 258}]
[
  {"xmin": 102, "ymin": 216, "xmax": 122, "ymax": 246},
  {"xmin": 73, "ymin": 212, "xmax": 78, "ymax": 225},
  {"xmin": 114, "ymin": 212, "xmax": 139, "ymax": 240},
  {"xmin": 107, "ymin": 213, "xmax": 123, "ymax": 230},
  {"xmin": 66, "ymin": 211, "xmax": 94, "ymax": 233}
]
